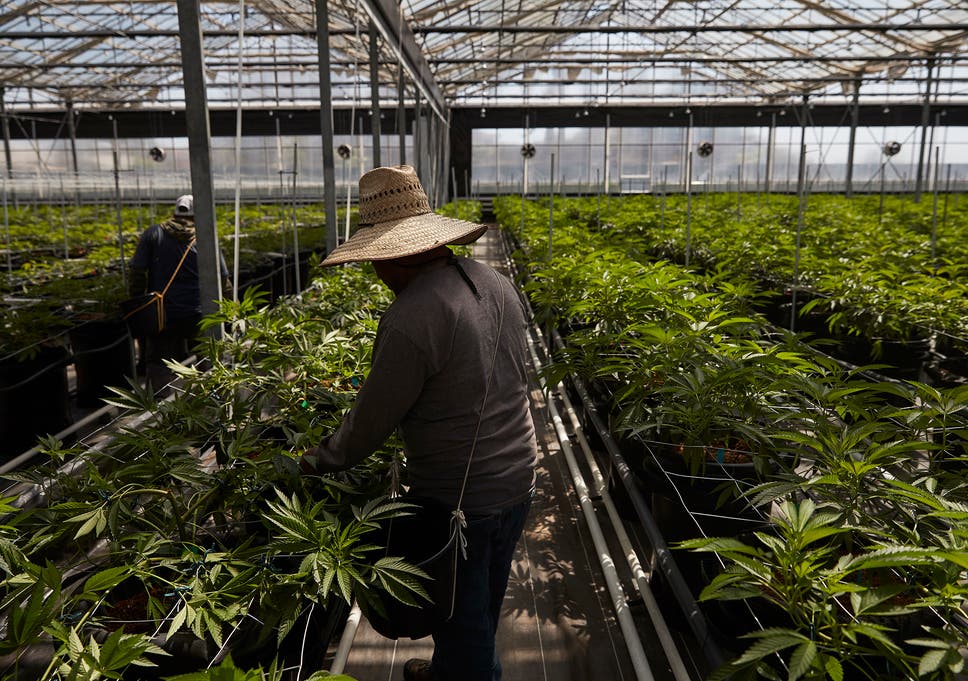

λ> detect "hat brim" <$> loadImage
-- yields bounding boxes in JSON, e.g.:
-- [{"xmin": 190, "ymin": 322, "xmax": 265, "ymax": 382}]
[{"xmin": 321, "ymin": 213, "xmax": 487, "ymax": 266}]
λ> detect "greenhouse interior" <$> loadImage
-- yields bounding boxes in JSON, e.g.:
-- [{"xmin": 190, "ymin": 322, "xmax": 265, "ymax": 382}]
[{"xmin": 2, "ymin": 0, "xmax": 968, "ymax": 679}]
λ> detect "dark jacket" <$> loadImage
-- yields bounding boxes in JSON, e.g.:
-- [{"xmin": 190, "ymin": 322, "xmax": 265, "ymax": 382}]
[{"xmin": 129, "ymin": 222, "xmax": 227, "ymax": 321}]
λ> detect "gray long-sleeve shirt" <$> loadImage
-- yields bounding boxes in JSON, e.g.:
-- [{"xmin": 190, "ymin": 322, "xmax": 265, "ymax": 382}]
[{"xmin": 311, "ymin": 256, "xmax": 537, "ymax": 514}]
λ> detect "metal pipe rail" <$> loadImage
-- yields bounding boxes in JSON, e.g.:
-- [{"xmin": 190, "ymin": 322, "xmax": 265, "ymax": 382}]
[
  {"xmin": 533, "ymin": 328, "xmax": 694, "ymax": 681},
  {"xmin": 499, "ymin": 226, "xmax": 724, "ymax": 671},
  {"xmin": 524, "ymin": 324, "xmax": 657, "ymax": 681}
]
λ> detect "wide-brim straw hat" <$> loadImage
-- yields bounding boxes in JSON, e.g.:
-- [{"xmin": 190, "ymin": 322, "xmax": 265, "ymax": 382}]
[{"xmin": 321, "ymin": 165, "xmax": 487, "ymax": 266}]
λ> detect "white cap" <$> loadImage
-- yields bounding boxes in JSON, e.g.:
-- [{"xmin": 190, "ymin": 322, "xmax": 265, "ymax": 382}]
[{"xmin": 174, "ymin": 194, "xmax": 194, "ymax": 217}]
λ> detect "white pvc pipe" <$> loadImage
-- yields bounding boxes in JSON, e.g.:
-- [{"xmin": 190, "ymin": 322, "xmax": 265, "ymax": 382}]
[
  {"xmin": 524, "ymin": 328, "xmax": 655, "ymax": 681},
  {"xmin": 553, "ymin": 370, "xmax": 693, "ymax": 681},
  {"xmin": 329, "ymin": 602, "xmax": 362, "ymax": 674}
]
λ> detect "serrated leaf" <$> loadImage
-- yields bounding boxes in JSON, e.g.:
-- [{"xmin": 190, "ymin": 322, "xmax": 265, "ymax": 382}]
[
  {"xmin": 83, "ymin": 566, "xmax": 131, "ymax": 595},
  {"xmin": 735, "ymin": 630, "xmax": 807, "ymax": 665},
  {"xmin": 824, "ymin": 655, "xmax": 843, "ymax": 681},
  {"xmin": 919, "ymin": 649, "xmax": 948, "ymax": 676},
  {"xmin": 788, "ymin": 641, "xmax": 817, "ymax": 681}
]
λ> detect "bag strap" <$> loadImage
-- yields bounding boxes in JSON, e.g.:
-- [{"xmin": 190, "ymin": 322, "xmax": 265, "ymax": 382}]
[
  {"xmin": 453, "ymin": 266, "xmax": 506, "ymax": 515},
  {"xmin": 421, "ymin": 265, "xmax": 506, "ymax": 578},
  {"xmin": 160, "ymin": 237, "xmax": 196, "ymax": 297}
]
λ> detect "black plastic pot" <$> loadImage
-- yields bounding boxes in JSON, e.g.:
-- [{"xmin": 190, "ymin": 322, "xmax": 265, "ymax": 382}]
[
  {"xmin": 69, "ymin": 318, "xmax": 133, "ymax": 408},
  {"xmin": 0, "ymin": 345, "xmax": 72, "ymax": 458},
  {"xmin": 837, "ymin": 336, "xmax": 931, "ymax": 381}
]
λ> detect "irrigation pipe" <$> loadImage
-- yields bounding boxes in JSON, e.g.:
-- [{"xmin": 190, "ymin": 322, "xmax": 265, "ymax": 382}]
[
  {"xmin": 564, "ymin": 368, "xmax": 723, "ymax": 671},
  {"xmin": 328, "ymin": 601, "xmax": 362, "ymax": 674},
  {"xmin": 524, "ymin": 326, "xmax": 656, "ymax": 681},
  {"xmin": 500, "ymin": 225, "xmax": 721, "ymax": 670},
  {"xmin": 550, "ymin": 363, "xmax": 693, "ymax": 681}
]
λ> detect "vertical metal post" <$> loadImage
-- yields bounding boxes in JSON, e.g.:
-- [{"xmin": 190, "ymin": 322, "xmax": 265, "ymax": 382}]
[
  {"xmin": 176, "ymin": 0, "xmax": 223, "ymax": 328},
  {"xmin": 60, "ymin": 175, "xmax": 69, "ymax": 258},
  {"xmin": 548, "ymin": 152, "xmax": 555, "ymax": 262},
  {"xmin": 112, "ymin": 119, "xmax": 127, "ymax": 288},
  {"xmin": 765, "ymin": 112, "xmax": 776, "ymax": 195},
  {"xmin": 596, "ymin": 168, "xmax": 601, "ymax": 228},
  {"xmin": 685, "ymin": 150, "xmax": 693, "ymax": 267},
  {"xmin": 523, "ymin": 113, "xmax": 530, "ymax": 195},
  {"xmin": 845, "ymin": 79, "xmax": 860, "ymax": 198},
  {"xmin": 414, "ymin": 90, "xmax": 422, "ymax": 177},
  {"xmin": 0, "ymin": 88, "xmax": 11, "ymax": 179},
  {"xmin": 914, "ymin": 57, "xmax": 935, "ymax": 202},
  {"xmin": 683, "ymin": 112, "xmax": 694, "ymax": 192},
  {"xmin": 441, "ymin": 109, "xmax": 452, "ymax": 204},
  {"xmin": 930, "ymin": 147, "xmax": 940, "ymax": 269},
  {"xmin": 66, "ymin": 99, "xmax": 79, "ymax": 175},
  {"xmin": 315, "ymin": 0, "xmax": 338, "ymax": 255},
  {"xmin": 791, "ymin": 95, "xmax": 809, "ymax": 334},
  {"xmin": 879, "ymin": 158, "xmax": 887, "ymax": 223},
  {"xmin": 397, "ymin": 66, "xmax": 406, "ymax": 165},
  {"xmin": 941, "ymin": 164, "xmax": 952, "ymax": 234},
  {"xmin": 603, "ymin": 113, "xmax": 611, "ymax": 197},
  {"xmin": 736, "ymin": 164, "xmax": 742, "ymax": 217},
  {"xmin": 369, "ymin": 22, "xmax": 382, "ymax": 168},
  {"xmin": 291, "ymin": 143, "xmax": 300, "ymax": 290},
  {"xmin": 2, "ymin": 172, "xmax": 10, "ymax": 272}
]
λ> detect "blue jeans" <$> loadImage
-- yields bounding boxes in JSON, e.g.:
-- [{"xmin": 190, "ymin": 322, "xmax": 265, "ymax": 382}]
[{"xmin": 430, "ymin": 497, "xmax": 531, "ymax": 681}]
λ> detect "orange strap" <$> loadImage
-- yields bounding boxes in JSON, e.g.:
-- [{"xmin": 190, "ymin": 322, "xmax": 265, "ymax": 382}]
[{"xmin": 161, "ymin": 237, "xmax": 196, "ymax": 297}]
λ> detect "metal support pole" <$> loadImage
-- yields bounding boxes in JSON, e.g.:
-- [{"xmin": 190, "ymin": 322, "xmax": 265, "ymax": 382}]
[
  {"xmin": 685, "ymin": 150, "xmax": 693, "ymax": 267},
  {"xmin": 315, "ymin": 0, "xmax": 338, "ymax": 255},
  {"xmin": 369, "ymin": 22, "xmax": 382, "ymax": 168},
  {"xmin": 414, "ymin": 89, "xmax": 422, "ymax": 177},
  {"xmin": 765, "ymin": 112, "xmax": 776, "ymax": 195},
  {"xmin": 397, "ymin": 66, "xmax": 406, "ymax": 165},
  {"xmin": 914, "ymin": 57, "xmax": 935, "ymax": 202},
  {"xmin": 844, "ymin": 80, "xmax": 860, "ymax": 198},
  {"xmin": 603, "ymin": 113, "xmax": 611, "ymax": 196},
  {"xmin": 523, "ymin": 113, "xmax": 530, "ymax": 195},
  {"xmin": 290, "ymin": 143, "xmax": 301, "ymax": 290},
  {"xmin": 176, "ymin": 0, "xmax": 223, "ymax": 330},
  {"xmin": 0, "ymin": 88, "xmax": 11, "ymax": 179},
  {"xmin": 548, "ymin": 152, "xmax": 555, "ymax": 261},
  {"xmin": 66, "ymin": 99, "xmax": 79, "ymax": 176},
  {"xmin": 441, "ymin": 108, "xmax": 452, "ymax": 204},
  {"xmin": 596, "ymin": 168, "xmax": 601, "ymax": 228},
  {"xmin": 930, "ymin": 146, "xmax": 940, "ymax": 269},
  {"xmin": 2, "ymin": 173, "xmax": 10, "ymax": 273},
  {"xmin": 111, "ymin": 119, "xmax": 127, "ymax": 288},
  {"xmin": 683, "ymin": 111, "xmax": 694, "ymax": 192},
  {"xmin": 791, "ymin": 95, "xmax": 809, "ymax": 333}
]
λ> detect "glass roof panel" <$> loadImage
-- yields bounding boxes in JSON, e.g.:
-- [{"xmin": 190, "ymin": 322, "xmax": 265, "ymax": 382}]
[{"xmin": 0, "ymin": 0, "xmax": 964, "ymax": 111}]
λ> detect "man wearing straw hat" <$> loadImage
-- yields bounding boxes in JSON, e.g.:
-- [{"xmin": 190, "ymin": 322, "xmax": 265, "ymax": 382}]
[{"xmin": 299, "ymin": 165, "xmax": 537, "ymax": 681}]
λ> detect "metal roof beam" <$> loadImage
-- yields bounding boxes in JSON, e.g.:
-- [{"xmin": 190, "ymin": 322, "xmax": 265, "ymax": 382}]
[
  {"xmin": 410, "ymin": 23, "xmax": 968, "ymax": 34},
  {"xmin": 355, "ymin": 0, "xmax": 446, "ymax": 120}
]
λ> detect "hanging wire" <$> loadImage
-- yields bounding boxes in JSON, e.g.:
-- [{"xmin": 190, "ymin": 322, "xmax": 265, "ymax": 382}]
[{"xmin": 231, "ymin": 0, "xmax": 246, "ymax": 304}]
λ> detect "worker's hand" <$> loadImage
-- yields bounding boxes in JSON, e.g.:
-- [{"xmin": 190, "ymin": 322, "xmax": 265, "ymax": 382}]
[
  {"xmin": 272, "ymin": 453, "xmax": 302, "ymax": 487},
  {"xmin": 299, "ymin": 448, "xmax": 321, "ymax": 475}
]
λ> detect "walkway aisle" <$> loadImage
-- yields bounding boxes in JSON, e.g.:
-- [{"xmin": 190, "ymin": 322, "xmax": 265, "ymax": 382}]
[{"xmin": 333, "ymin": 227, "xmax": 637, "ymax": 681}]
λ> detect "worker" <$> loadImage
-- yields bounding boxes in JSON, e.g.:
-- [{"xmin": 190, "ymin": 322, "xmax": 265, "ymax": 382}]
[
  {"xmin": 128, "ymin": 194, "xmax": 227, "ymax": 394},
  {"xmin": 299, "ymin": 165, "xmax": 537, "ymax": 681}
]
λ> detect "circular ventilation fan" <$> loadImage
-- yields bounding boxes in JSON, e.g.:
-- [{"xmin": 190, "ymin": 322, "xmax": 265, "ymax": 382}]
[
  {"xmin": 697, "ymin": 142, "xmax": 714, "ymax": 157},
  {"xmin": 149, "ymin": 147, "xmax": 166, "ymax": 162},
  {"xmin": 337, "ymin": 144, "xmax": 352, "ymax": 160},
  {"xmin": 520, "ymin": 143, "xmax": 536, "ymax": 158},
  {"xmin": 882, "ymin": 141, "xmax": 902, "ymax": 157}
]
